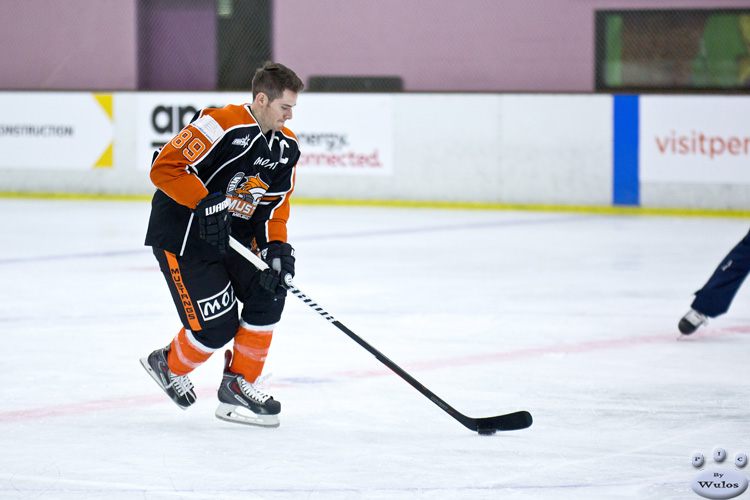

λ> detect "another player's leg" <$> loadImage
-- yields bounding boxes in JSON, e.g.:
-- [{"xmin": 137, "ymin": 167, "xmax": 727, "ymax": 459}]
[
  {"xmin": 678, "ymin": 230, "xmax": 750, "ymax": 337},
  {"xmin": 678, "ymin": 308, "xmax": 708, "ymax": 336}
]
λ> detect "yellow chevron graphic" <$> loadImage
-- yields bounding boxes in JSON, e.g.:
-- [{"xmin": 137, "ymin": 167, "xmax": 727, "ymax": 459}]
[{"xmin": 93, "ymin": 94, "xmax": 113, "ymax": 120}]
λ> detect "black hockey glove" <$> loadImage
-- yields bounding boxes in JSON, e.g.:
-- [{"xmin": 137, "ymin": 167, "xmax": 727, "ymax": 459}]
[
  {"xmin": 258, "ymin": 241, "xmax": 295, "ymax": 294},
  {"xmin": 195, "ymin": 193, "xmax": 231, "ymax": 254}
]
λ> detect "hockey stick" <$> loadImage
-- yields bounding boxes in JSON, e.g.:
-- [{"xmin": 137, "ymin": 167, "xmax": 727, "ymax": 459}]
[{"xmin": 229, "ymin": 236, "xmax": 532, "ymax": 434}]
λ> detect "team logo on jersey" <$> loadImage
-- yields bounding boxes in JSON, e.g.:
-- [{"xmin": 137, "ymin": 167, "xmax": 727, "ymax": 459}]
[
  {"xmin": 232, "ymin": 135, "xmax": 252, "ymax": 147},
  {"xmin": 226, "ymin": 173, "xmax": 269, "ymax": 219},
  {"xmin": 234, "ymin": 174, "xmax": 269, "ymax": 201}
]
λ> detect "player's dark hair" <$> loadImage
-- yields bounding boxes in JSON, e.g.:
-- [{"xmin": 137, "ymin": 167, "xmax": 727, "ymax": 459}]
[{"xmin": 252, "ymin": 61, "xmax": 304, "ymax": 102}]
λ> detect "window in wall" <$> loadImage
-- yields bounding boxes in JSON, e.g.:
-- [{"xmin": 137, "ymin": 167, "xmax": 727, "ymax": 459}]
[
  {"xmin": 137, "ymin": 0, "xmax": 270, "ymax": 90},
  {"xmin": 595, "ymin": 9, "xmax": 750, "ymax": 92},
  {"xmin": 217, "ymin": 0, "xmax": 271, "ymax": 90}
]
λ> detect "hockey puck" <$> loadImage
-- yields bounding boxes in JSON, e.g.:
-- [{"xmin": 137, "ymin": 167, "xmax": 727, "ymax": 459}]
[{"xmin": 477, "ymin": 429, "xmax": 496, "ymax": 436}]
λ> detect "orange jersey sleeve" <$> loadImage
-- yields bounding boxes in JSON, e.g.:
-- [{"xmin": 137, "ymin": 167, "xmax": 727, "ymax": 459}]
[{"xmin": 150, "ymin": 105, "xmax": 256, "ymax": 209}]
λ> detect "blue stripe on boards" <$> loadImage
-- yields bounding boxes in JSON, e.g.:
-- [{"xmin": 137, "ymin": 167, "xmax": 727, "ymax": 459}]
[{"xmin": 613, "ymin": 95, "xmax": 639, "ymax": 206}]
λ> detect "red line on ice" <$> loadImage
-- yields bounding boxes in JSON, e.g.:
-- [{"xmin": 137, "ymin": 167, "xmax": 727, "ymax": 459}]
[{"xmin": 2, "ymin": 326, "xmax": 748, "ymax": 423}]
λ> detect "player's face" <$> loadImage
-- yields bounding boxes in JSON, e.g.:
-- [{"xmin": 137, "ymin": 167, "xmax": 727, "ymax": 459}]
[{"xmin": 257, "ymin": 90, "xmax": 297, "ymax": 133}]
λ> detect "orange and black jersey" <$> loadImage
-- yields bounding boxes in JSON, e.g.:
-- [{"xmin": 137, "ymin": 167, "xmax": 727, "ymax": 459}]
[{"xmin": 145, "ymin": 103, "xmax": 300, "ymax": 258}]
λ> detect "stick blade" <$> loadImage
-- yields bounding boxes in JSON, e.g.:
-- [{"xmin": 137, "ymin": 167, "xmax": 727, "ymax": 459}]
[{"xmin": 474, "ymin": 411, "xmax": 533, "ymax": 433}]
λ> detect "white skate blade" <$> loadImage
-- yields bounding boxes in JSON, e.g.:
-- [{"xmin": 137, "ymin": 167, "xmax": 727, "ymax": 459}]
[{"xmin": 215, "ymin": 402, "xmax": 280, "ymax": 427}]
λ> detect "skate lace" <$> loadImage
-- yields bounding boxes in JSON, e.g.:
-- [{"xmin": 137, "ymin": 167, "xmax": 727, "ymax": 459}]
[
  {"xmin": 686, "ymin": 309, "xmax": 708, "ymax": 326},
  {"xmin": 238, "ymin": 375, "xmax": 272, "ymax": 404},
  {"xmin": 168, "ymin": 373, "xmax": 194, "ymax": 396}
]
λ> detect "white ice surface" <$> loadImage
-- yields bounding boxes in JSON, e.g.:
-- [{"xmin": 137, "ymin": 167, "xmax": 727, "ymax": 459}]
[{"xmin": 1, "ymin": 198, "xmax": 750, "ymax": 499}]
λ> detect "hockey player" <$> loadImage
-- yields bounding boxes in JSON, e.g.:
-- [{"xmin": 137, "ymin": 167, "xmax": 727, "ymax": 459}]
[
  {"xmin": 679, "ymin": 229, "xmax": 750, "ymax": 336},
  {"xmin": 140, "ymin": 61, "xmax": 304, "ymax": 427}
]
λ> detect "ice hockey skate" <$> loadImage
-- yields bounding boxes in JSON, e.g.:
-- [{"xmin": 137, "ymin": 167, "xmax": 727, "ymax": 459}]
[
  {"xmin": 140, "ymin": 345, "xmax": 197, "ymax": 409},
  {"xmin": 678, "ymin": 308, "xmax": 708, "ymax": 337},
  {"xmin": 215, "ymin": 350, "xmax": 281, "ymax": 427}
]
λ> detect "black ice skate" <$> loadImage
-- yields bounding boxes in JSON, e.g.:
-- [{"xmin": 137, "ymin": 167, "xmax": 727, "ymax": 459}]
[
  {"xmin": 678, "ymin": 308, "xmax": 708, "ymax": 336},
  {"xmin": 215, "ymin": 350, "xmax": 281, "ymax": 427},
  {"xmin": 140, "ymin": 345, "xmax": 197, "ymax": 409}
]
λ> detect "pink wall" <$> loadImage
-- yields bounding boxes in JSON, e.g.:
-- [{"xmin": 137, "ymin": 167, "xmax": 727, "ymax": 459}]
[
  {"xmin": 1, "ymin": 0, "xmax": 748, "ymax": 92},
  {"xmin": 0, "ymin": 0, "xmax": 137, "ymax": 90},
  {"xmin": 272, "ymin": 0, "xmax": 750, "ymax": 92}
]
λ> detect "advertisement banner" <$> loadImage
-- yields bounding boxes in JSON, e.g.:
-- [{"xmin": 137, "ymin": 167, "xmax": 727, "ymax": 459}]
[
  {"xmin": 640, "ymin": 96, "xmax": 750, "ymax": 184},
  {"xmin": 0, "ymin": 92, "xmax": 113, "ymax": 169},
  {"xmin": 291, "ymin": 94, "xmax": 394, "ymax": 176},
  {"xmin": 135, "ymin": 93, "xmax": 394, "ymax": 175}
]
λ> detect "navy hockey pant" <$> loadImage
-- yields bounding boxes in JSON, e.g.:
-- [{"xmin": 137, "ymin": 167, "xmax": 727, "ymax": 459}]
[{"xmin": 691, "ymin": 229, "xmax": 750, "ymax": 317}]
